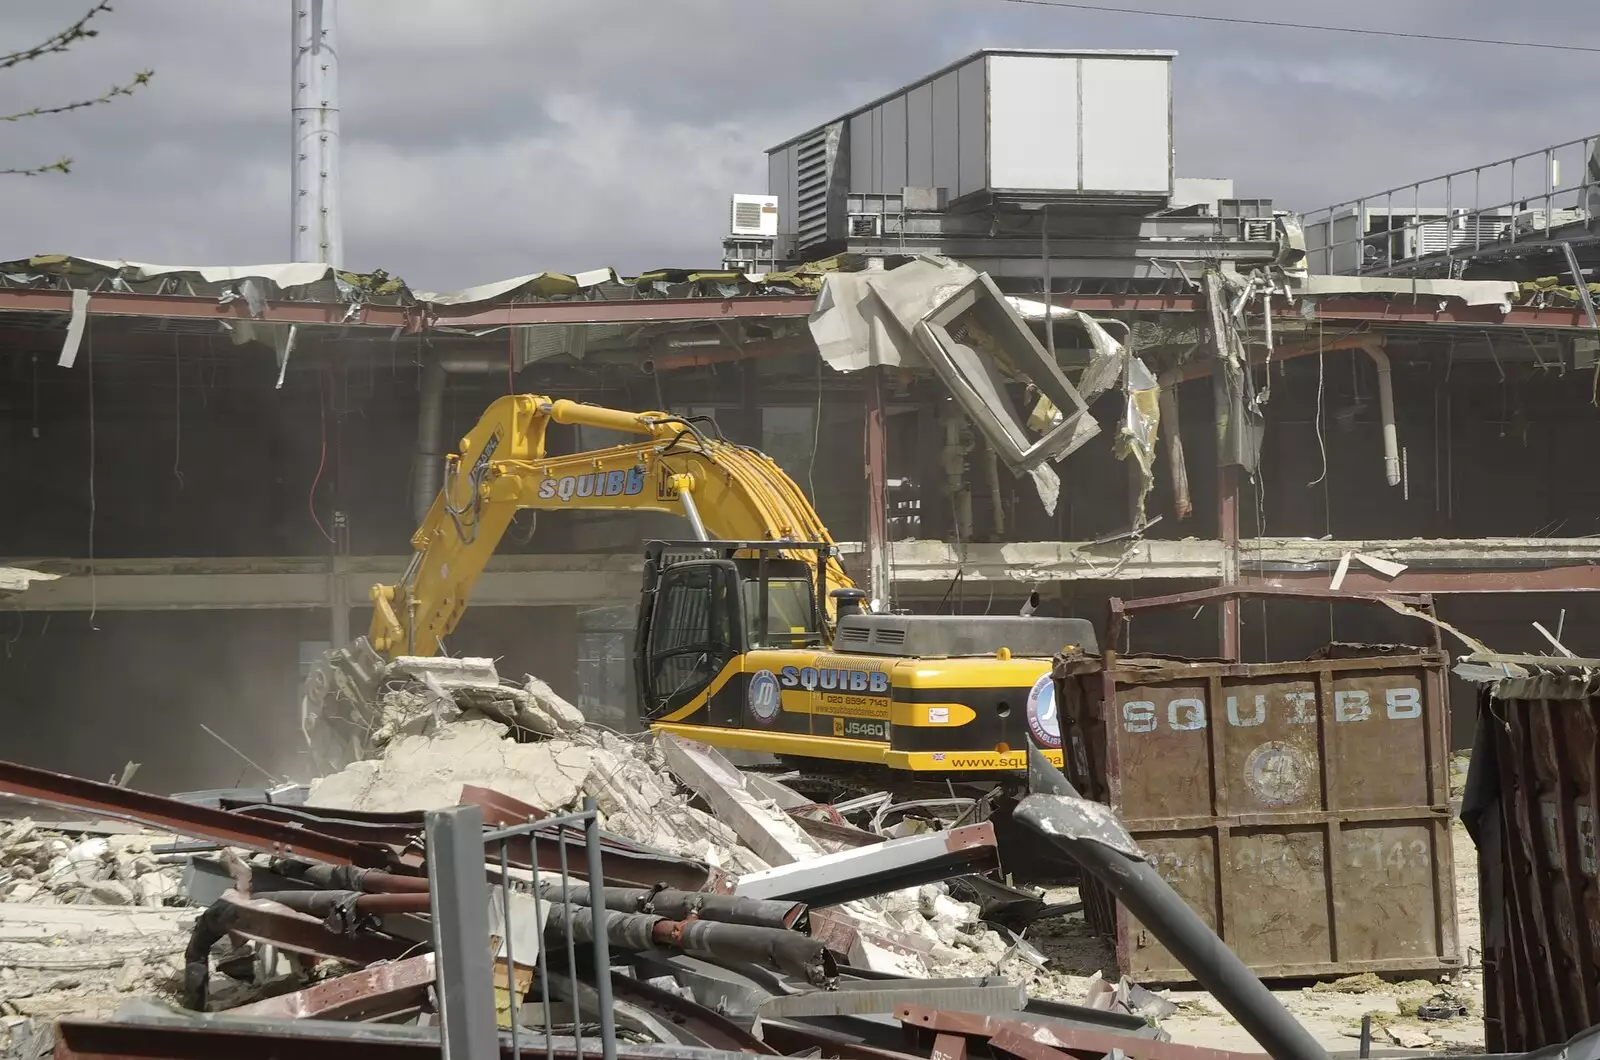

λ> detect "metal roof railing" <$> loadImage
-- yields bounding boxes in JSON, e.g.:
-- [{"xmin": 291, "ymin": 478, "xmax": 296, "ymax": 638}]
[{"xmin": 1301, "ymin": 133, "xmax": 1600, "ymax": 278}]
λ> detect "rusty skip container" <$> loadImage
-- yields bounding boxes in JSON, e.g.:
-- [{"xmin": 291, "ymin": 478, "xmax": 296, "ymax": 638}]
[
  {"xmin": 1465, "ymin": 662, "xmax": 1600, "ymax": 1053},
  {"xmin": 1052, "ymin": 586, "xmax": 1461, "ymax": 983}
]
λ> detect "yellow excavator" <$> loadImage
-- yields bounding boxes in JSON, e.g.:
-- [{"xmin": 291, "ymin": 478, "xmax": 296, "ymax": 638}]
[{"xmin": 301, "ymin": 394, "xmax": 1094, "ymax": 784}]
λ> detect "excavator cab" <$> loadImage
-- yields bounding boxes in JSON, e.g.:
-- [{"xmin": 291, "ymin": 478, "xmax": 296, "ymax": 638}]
[{"xmin": 634, "ymin": 540, "xmax": 834, "ymax": 721}]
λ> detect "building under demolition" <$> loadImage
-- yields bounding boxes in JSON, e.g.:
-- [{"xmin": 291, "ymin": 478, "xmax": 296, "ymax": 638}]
[
  {"xmin": 1, "ymin": 47, "xmax": 1598, "ymax": 794},
  {"xmin": 6, "ymin": 36, "xmax": 1600, "ymax": 1060}
]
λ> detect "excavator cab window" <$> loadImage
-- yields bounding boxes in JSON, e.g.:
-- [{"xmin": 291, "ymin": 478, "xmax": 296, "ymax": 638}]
[
  {"xmin": 641, "ymin": 559, "xmax": 744, "ymax": 717},
  {"xmin": 741, "ymin": 576, "xmax": 820, "ymax": 649},
  {"xmin": 732, "ymin": 556, "xmax": 823, "ymax": 650}
]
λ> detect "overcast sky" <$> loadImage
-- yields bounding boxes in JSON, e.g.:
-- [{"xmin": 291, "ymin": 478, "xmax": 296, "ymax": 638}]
[{"xmin": 1, "ymin": 1, "xmax": 1595, "ymax": 291}]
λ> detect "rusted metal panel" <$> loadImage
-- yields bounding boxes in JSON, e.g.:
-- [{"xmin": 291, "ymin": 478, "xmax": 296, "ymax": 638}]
[
  {"xmin": 225, "ymin": 954, "xmax": 435, "ymax": 1021},
  {"xmin": 1467, "ymin": 668, "xmax": 1600, "ymax": 1053},
  {"xmin": 1057, "ymin": 590, "xmax": 1459, "ymax": 983},
  {"xmin": 0, "ymin": 758, "xmax": 392, "ymax": 868}
]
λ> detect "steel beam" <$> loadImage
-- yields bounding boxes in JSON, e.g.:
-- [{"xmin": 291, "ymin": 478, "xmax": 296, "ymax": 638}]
[
  {"xmin": 0, "ymin": 758, "xmax": 390, "ymax": 867},
  {"xmin": 758, "ymin": 981, "xmax": 1025, "ymax": 1019},
  {"xmin": 52, "ymin": 1015, "xmax": 761, "ymax": 1060},
  {"xmin": 3, "ymin": 554, "xmax": 642, "ymax": 611},
  {"xmin": 225, "ymin": 954, "xmax": 435, "ymax": 1021},
  {"xmin": 863, "ymin": 366, "xmax": 892, "ymax": 609},
  {"xmin": 898, "ymin": 1005, "xmax": 1266, "ymax": 1060},
  {"xmin": 732, "ymin": 822, "xmax": 999, "ymax": 907},
  {"xmin": 215, "ymin": 892, "xmax": 413, "ymax": 967},
  {"xmin": 1, "ymin": 285, "xmax": 1592, "ymax": 334},
  {"xmin": 759, "ymin": 1021, "xmax": 928, "ymax": 1060},
  {"xmin": 1243, "ymin": 565, "xmax": 1600, "ymax": 593},
  {"xmin": 0, "ymin": 287, "xmax": 817, "ymax": 329}
]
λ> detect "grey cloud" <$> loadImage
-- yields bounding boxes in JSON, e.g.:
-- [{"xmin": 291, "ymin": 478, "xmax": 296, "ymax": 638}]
[{"xmin": 0, "ymin": 1, "xmax": 1595, "ymax": 289}]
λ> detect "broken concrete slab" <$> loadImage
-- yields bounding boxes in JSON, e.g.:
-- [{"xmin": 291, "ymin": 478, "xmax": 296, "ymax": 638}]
[
  {"xmin": 306, "ymin": 718, "xmax": 593, "ymax": 814},
  {"xmin": 580, "ymin": 734, "xmax": 763, "ymax": 871},
  {"xmin": 518, "ymin": 675, "xmax": 586, "ymax": 736},
  {"xmin": 0, "ymin": 903, "xmax": 193, "ymax": 942},
  {"xmin": 658, "ymin": 736, "xmax": 824, "ymax": 868}
]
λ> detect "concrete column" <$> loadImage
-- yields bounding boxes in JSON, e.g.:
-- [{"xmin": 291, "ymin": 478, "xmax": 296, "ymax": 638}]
[{"xmin": 863, "ymin": 368, "xmax": 891, "ymax": 610}]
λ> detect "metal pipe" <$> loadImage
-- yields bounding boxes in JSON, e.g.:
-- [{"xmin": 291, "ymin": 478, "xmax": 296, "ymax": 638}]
[
  {"xmin": 1017, "ymin": 747, "xmax": 1327, "ymax": 1060},
  {"xmin": 542, "ymin": 904, "xmax": 835, "ymax": 988},
  {"xmin": 1358, "ymin": 340, "xmax": 1402, "ymax": 487},
  {"xmin": 251, "ymin": 888, "xmax": 431, "ymax": 916},
  {"xmin": 269, "ymin": 859, "xmax": 430, "ymax": 894},
  {"xmin": 413, "ymin": 353, "xmax": 515, "ymax": 524},
  {"xmin": 583, "ymin": 796, "xmax": 618, "ymax": 1060},
  {"xmin": 678, "ymin": 487, "xmax": 711, "ymax": 541},
  {"xmin": 1156, "ymin": 370, "xmax": 1191, "ymax": 519},
  {"xmin": 530, "ymin": 880, "xmax": 807, "ymax": 931}
]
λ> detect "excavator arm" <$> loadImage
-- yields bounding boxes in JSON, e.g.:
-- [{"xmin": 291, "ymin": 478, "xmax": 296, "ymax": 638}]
[
  {"xmin": 369, "ymin": 394, "xmax": 853, "ymax": 658},
  {"xmin": 302, "ymin": 394, "xmax": 855, "ymax": 772}
]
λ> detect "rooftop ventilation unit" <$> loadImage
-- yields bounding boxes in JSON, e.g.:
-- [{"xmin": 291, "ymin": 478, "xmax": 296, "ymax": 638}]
[
  {"xmin": 1241, "ymin": 218, "xmax": 1275, "ymax": 242},
  {"xmin": 848, "ymin": 212, "xmax": 883, "ymax": 238},
  {"xmin": 730, "ymin": 194, "xmax": 779, "ymax": 238}
]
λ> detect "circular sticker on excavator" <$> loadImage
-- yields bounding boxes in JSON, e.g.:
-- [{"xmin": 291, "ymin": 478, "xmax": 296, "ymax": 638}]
[
  {"xmin": 747, "ymin": 669, "xmax": 781, "ymax": 724},
  {"xmin": 1026, "ymin": 673, "xmax": 1061, "ymax": 748}
]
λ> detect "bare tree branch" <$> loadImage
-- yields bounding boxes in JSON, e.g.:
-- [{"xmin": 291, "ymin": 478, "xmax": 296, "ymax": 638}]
[
  {"xmin": 0, "ymin": 2, "xmax": 116, "ymax": 72},
  {"xmin": 2, "ymin": 4, "xmax": 154, "ymax": 176},
  {"xmin": 0, "ymin": 70, "xmax": 153, "ymax": 123},
  {"xmin": 0, "ymin": 158, "xmax": 74, "ymax": 177}
]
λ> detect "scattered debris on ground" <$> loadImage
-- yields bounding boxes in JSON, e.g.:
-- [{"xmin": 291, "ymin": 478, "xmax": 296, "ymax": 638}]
[{"xmin": 0, "ymin": 672, "xmax": 1490, "ymax": 1057}]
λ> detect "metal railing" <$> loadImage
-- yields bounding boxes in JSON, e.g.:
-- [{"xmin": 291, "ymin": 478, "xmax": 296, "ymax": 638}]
[
  {"xmin": 1301, "ymin": 133, "xmax": 1600, "ymax": 277},
  {"xmin": 426, "ymin": 799, "xmax": 618, "ymax": 1060}
]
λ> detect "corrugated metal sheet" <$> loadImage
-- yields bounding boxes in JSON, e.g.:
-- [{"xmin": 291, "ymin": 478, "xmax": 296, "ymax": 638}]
[
  {"xmin": 1465, "ymin": 666, "xmax": 1600, "ymax": 1053},
  {"xmin": 1054, "ymin": 592, "xmax": 1460, "ymax": 983}
]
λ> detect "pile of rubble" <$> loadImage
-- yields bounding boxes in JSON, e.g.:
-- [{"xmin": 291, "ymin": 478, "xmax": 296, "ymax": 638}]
[
  {"xmin": 0, "ymin": 823, "xmax": 183, "ymax": 909},
  {"xmin": 306, "ymin": 703, "xmax": 1027, "ymax": 980},
  {"xmin": 0, "ymin": 662, "xmax": 1342, "ymax": 1059},
  {"xmin": 0, "ymin": 825, "xmax": 196, "ymax": 1057}
]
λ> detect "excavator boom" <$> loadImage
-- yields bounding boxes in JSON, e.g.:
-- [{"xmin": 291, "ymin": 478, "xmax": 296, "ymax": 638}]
[{"xmin": 302, "ymin": 394, "xmax": 855, "ymax": 770}]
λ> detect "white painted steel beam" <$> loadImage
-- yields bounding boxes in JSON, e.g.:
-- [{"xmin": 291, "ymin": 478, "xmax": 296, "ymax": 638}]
[
  {"xmin": 8, "ymin": 536, "xmax": 1600, "ymax": 611},
  {"xmin": 0, "ymin": 555, "xmax": 642, "ymax": 611}
]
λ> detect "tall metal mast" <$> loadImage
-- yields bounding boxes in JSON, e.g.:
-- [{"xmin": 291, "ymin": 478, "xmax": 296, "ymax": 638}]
[{"xmin": 290, "ymin": 0, "xmax": 342, "ymax": 267}]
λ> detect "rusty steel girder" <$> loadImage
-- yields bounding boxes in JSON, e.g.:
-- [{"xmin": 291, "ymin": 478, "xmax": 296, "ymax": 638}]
[
  {"xmin": 0, "ymin": 759, "xmax": 390, "ymax": 867},
  {"xmin": 225, "ymin": 954, "xmax": 436, "ymax": 1022}
]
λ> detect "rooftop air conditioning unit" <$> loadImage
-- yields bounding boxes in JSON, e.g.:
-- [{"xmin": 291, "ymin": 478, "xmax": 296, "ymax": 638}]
[
  {"xmin": 1241, "ymin": 218, "xmax": 1275, "ymax": 242},
  {"xmin": 730, "ymin": 194, "xmax": 779, "ymax": 238},
  {"xmin": 848, "ymin": 212, "xmax": 883, "ymax": 238}
]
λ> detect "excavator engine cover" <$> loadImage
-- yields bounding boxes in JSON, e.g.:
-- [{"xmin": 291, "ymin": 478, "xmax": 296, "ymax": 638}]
[{"xmin": 833, "ymin": 614, "xmax": 1097, "ymax": 659}]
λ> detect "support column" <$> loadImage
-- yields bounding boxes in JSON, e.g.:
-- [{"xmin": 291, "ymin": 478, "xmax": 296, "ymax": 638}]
[
  {"xmin": 329, "ymin": 510, "xmax": 350, "ymax": 648},
  {"xmin": 915, "ymin": 389, "xmax": 948, "ymax": 542},
  {"xmin": 1218, "ymin": 465, "xmax": 1241, "ymax": 660},
  {"xmin": 864, "ymin": 367, "xmax": 891, "ymax": 610},
  {"xmin": 426, "ymin": 805, "xmax": 496, "ymax": 1060}
]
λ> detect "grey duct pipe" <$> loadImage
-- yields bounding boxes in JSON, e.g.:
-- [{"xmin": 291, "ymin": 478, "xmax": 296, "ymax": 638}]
[
  {"xmin": 532, "ymin": 879, "xmax": 808, "ymax": 931},
  {"xmin": 413, "ymin": 353, "xmax": 513, "ymax": 524},
  {"xmin": 1018, "ymin": 746, "xmax": 1328, "ymax": 1060},
  {"xmin": 543, "ymin": 903, "xmax": 836, "ymax": 987},
  {"xmin": 1357, "ymin": 339, "xmax": 1402, "ymax": 488},
  {"xmin": 1156, "ymin": 369, "xmax": 1192, "ymax": 520}
]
